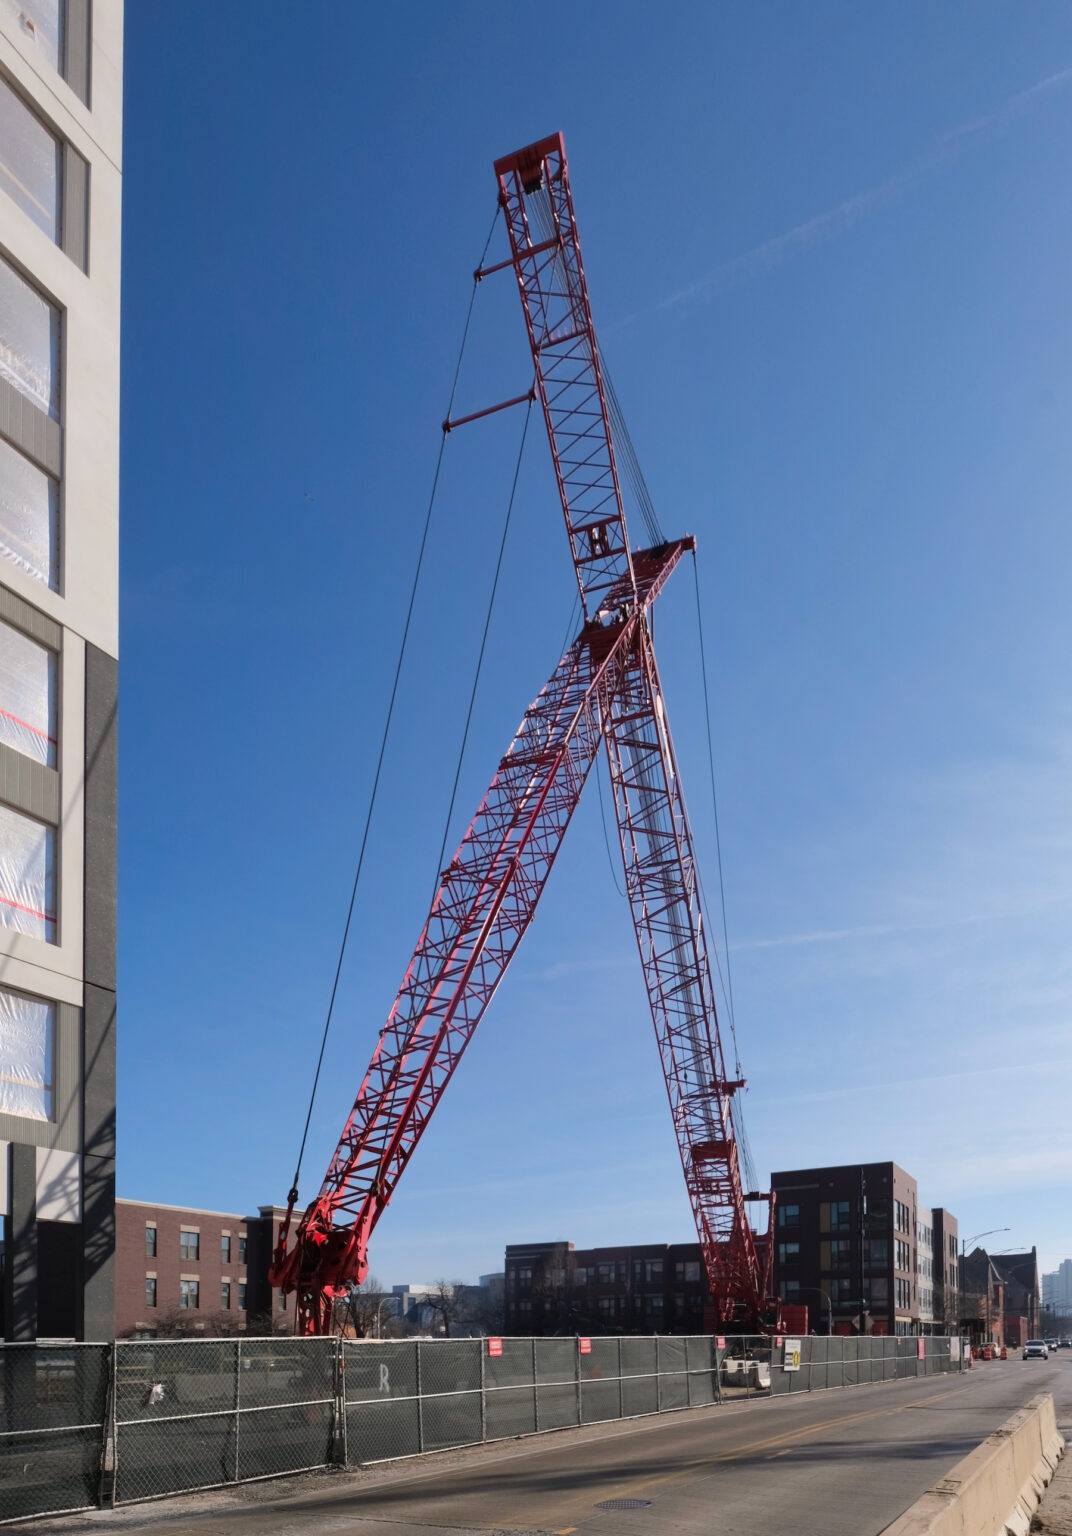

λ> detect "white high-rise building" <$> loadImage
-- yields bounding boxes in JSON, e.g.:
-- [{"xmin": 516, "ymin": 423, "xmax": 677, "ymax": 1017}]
[
  {"xmin": 0, "ymin": 0, "xmax": 121, "ymax": 1339},
  {"xmin": 916, "ymin": 1206, "xmax": 934, "ymax": 1325}
]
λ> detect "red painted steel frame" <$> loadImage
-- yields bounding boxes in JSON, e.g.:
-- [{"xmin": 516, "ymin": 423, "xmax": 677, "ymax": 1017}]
[
  {"xmin": 272, "ymin": 133, "xmax": 771, "ymax": 1333},
  {"xmin": 272, "ymin": 545, "xmax": 690, "ymax": 1334}
]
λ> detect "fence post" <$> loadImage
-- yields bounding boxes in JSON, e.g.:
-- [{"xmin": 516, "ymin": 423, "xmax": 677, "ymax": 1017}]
[
  {"xmin": 416, "ymin": 1340, "xmax": 424, "ymax": 1453},
  {"xmin": 617, "ymin": 1337, "xmax": 623, "ymax": 1419},
  {"xmin": 234, "ymin": 1338, "xmax": 241, "ymax": 1483},
  {"xmin": 332, "ymin": 1338, "xmax": 347, "ymax": 1466},
  {"xmin": 575, "ymin": 1336, "xmax": 582, "ymax": 1428},
  {"xmin": 532, "ymin": 1337, "xmax": 539, "ymax": 1432},
  {"xmin": 100, "ymin": 1342, "xmax": 117, "ymax": 1508},
  {"xmin": 480, "ymin": 1338, "xmax": 487, "ymax": 1442}
]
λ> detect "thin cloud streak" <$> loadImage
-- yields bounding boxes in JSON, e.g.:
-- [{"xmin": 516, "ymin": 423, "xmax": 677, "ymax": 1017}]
[{"xmin": 645, "ymin": 66, "xmax": 1072, "ymax": 317}]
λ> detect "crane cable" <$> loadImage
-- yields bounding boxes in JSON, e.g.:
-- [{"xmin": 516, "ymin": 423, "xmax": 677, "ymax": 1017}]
[
  {"xmin": 430, "ymin": 395, "xmax": 534, "ymax": 892},
  {"xmin": 287, "ymin": 209, "xmax": 499, "ymax": 1206},
  {"xmin": 690, "ymin": 549, "xmax": 741, "ymax": 1073}
]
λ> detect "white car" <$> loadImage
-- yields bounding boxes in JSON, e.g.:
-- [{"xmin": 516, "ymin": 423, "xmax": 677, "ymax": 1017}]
[{"xmin": 1023, "ymin": 1340, "xmax": 1049, "ymax": 1360}]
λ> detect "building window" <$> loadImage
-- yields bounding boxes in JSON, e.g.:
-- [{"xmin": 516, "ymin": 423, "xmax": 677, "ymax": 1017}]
[
  {"xmin": 597, "ymin": 1296, "xmax": 616, "ymax": 1318},
  {"xmin": 866, "ymin": 1238, "xmax": 888, "ymax": 1268},
  {"xmin": 179, "ymin": 1231, "xmax": 199, "ymax": 1261},
  {"xmin": 0, "ymin": 435, "xmax": 58, "ymax": 591},
  {"xmin": 278, "ymin": 1290, "xmax": 286, "ymax": 1311},
  {"xmin": 145, "ymin": 1226, "xmax": 157, "ymax": 1258},
  {"xmin": 675, "ymin": 1260, "xmax": 701, "ymax": 1283},
  {"xmin": 866, "ymin": 1277, "xmax": 889, "ymax": 1307},
  {"xmin": 237, "ymin": 1235, "xmax": 246, "ymax": 1264},
  {"xmin": 0, "ymin": 620, "xmax": 56, "ymax": 766},
  {"xmin": 516, "ymin": 1265, "xmax": 532, "ymax": 1290},
  {"xmin": 238, "ymin": 1282, "xmax": 247, "ymax": 1311},
  {"xmin": 0, "ymin": 76, "xmax": 60, "ymax": 242},
  {"xmin": 778, "ymin": 1242, "xmax": 800, "ymax": 1265},
  {"xmin": 221, "ymin": 1235, "xmax": 231, "ymax": 1264},
  {"xmin": 3, "ymin": 0, "xmax": 63, "ymax": 74},
  {"xmin": 777, "ymin": 1203, "xmax": 800, "ymax": 1228},
  {"xmin": 0, "ymin": 983, "xmax": 52, "ymax": 1119},
  {"xmin": 179, "ymin": 1280, "xmax": 199, "ymax": 1310},
  {"xmin": 0, "ymin": 802, "xmax": 55, "ymax": 941},
  {"xmin": 647, "ymin": 1293, "xmax": 664, "ymax": 1317},
  {"xmin": 778, "ymin": 1280, "xmax": 801, "ymax": 1303},
  {"xmin": 822, "ymin": 1200, "xmax": 851, "ymax": 1232},
  {"xmin": 221, "ymin": 1281, "xmax": 231, "ymax": 1310},
  {"xmin": 644, "ymin": 1259, "xmax": 663, "ymax": 1283},
  {"xmin": 573, "ymin": 1266, "xmax": 588, "ymax": 1285},
  {"xmin": 596, "ymin": 1262, "xmax": 614, "ymax": 1284},
  {"xmin": 0, "ymin": 253, "xmax": 60, "ymax": 419},
  {"xmin": 145, "ymin": 1277, "xmax": 156, "ymax": 1308},
  {"xmin": 820, "ymin": 1238, "xmax": 851, "ymax": 1271},
  {"xmin": 518, "ymin": 1299, "xmax": 532, "ymax": 1318}
]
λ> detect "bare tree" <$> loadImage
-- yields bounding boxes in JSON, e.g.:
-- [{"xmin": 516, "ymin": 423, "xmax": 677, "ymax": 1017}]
[
  {"xmin": 427, "ymin": 1279, "xmax": 468, "ymax": 1338},
  {"xmin": 341, "ymin": 1273, "xmax": 393, "ymax": 1338}
]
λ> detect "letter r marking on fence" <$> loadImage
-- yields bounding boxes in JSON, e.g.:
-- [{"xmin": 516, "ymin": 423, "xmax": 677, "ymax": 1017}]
[{"xmin": 380, "ymin": 1364, "xmax": 390, "ymax": 1394}]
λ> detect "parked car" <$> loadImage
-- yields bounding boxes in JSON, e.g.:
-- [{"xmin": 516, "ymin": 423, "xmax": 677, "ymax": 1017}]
[{"xmin": 1023, "ymin": 1340, "xmax": 1049, "ymax": 1359}]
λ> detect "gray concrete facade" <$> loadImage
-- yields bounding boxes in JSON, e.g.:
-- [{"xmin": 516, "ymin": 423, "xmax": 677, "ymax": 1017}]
[{"xmin": 0, "ymin": 1, "xmax": 122, "ymax": 1339}]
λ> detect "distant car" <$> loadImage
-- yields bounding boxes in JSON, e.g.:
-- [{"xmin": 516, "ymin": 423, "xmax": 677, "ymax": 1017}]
[
  {"xmin": 1023, "ymin": 1340, "xmax": 1049, "ymax": 1359},
  {"xmin": 1061, "ymin": 1339, "xmax": 1071, "ymax": 1349},
  {"xmin": 1046, "ymin": 1339, "xmax": 1059, "ymax": 1352}
]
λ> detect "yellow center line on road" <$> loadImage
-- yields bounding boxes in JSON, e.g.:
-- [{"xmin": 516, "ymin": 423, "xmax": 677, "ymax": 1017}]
[{"xmin": 593, "ymin": 1381, "xmax": 973, "ymax": 1506}]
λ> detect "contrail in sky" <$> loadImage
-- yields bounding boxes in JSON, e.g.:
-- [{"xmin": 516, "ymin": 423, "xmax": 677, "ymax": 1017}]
[{"xmin": 650, "ymin": 66, "xmax": 1072, "ymax": 316}]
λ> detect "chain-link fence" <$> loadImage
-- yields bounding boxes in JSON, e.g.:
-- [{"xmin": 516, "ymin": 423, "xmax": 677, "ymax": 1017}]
[
  {"xmin": 0, "ymin": 1332, "xmax": 965, "ymax": 1521},
  {"xmin": 0, "ymin": 1343, "xmax": 110, "ymax": 1524},
  {"xmin": 718, "ymin": 1333, "xmax": 961, "ymax": 1400},
  {"xmin": 112, "ymin": 1338, "xmax": 338, "ymax": 1504},
  {"xmin": 343, "ymin": 1333, "xmax": 718, "ymax": 1463}
]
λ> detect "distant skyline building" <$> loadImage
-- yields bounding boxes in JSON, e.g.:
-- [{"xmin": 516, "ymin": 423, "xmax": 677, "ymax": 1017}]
[
  {"xmin": 0, "ymin": 0, "xmax": 122, "ymax": 1339},
  {"xmin": 1042, "ymin": 1259, "xmax": 1072, "ymax": 1315}
]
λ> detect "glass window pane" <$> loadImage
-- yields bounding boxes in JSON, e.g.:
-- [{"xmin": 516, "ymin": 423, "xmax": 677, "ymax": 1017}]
[
  {"xmin": 0, "ymin": 435, "xmax": 58, "ymax": 589},
  {"xmin": 0, "ymin": 76, "xmax": 60, "ymax": 241},
  {"xmin": 0, "ymin": 0, "xmax": 62, "ymax": 73},
  {"xmin": 0, "ymin": 254, "xmax": 60, "ymax": 418},
  {"xmin": 0, "ymin": 800, "xmax": 55, "ymax": 939},
  {"xmin": 0, "ymin": 983, "xmax": 52, "ymax": 1118},
  {"xmin": 0, "ymin": 619, "xmax": 55, "ymax": 764}
]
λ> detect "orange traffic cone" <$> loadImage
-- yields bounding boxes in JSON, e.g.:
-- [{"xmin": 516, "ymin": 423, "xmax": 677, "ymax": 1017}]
[{"xmin": 1000, "ymin": 1347, "xmax": 1007, "ymax": 1360}]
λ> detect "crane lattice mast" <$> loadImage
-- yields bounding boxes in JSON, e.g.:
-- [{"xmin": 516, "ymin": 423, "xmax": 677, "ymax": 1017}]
[{"xmin": 271, "ymin": 133, "xmax": 774, "ymax": 1336}]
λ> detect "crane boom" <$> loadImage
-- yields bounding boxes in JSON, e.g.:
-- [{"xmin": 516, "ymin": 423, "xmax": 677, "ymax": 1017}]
[{"xmin": 272, "ymin": 132, "xmax": 772, "ymax": 1334}]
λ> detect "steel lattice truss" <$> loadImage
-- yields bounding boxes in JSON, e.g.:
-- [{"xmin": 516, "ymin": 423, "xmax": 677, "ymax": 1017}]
[{"xmin": 272, "ymin": 134, "xmax": 772, "ymax": 1335}]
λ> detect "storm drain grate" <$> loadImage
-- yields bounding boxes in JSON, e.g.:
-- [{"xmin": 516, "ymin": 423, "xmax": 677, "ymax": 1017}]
[{"xmin": 595, "ymin": 1498, "xmax": 652, "ymax": 1509}]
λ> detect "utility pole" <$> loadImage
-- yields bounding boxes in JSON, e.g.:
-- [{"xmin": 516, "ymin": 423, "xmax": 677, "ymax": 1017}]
[{"xmin": 858, "ymin": 1166, "xmax": 868, "ymax": 1336}]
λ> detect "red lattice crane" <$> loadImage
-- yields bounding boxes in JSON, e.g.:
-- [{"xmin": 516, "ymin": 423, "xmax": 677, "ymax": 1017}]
[{"xmin": 271, "ymin": 133, "xmax": 776, "ymax": 1336}]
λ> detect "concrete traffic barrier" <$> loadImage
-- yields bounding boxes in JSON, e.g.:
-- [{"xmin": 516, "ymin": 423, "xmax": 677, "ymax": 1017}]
[{"xmin": 882, "ymin": 1393, "xmax": 1064, "ymax": 1536}]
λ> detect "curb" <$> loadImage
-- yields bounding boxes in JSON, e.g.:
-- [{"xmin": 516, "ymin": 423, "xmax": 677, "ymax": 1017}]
[{"xmin": 883, "ymin": 1393, "xmax": 1064, "ymax": 1536}]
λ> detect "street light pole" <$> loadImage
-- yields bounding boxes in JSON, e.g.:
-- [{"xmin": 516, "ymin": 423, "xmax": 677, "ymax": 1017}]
[{"xmin": 799, "ymin": 1287, "xmax": 834, "ymax": 1335}]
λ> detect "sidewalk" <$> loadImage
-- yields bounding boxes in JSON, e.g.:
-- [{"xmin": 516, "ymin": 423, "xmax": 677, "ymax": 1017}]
[{"xmin": 1034, "ymin": 1407, "xmax": 1072, "ymax": 1534}]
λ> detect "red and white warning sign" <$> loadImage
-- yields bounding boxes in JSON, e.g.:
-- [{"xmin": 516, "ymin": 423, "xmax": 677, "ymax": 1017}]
[
  {"xmin": 716, "ymin": 1336, "xmax": 726, "ymax": 1349},
  {"xmin": 579, "ymin": 1338, "xmax": 591, "ymax": 1354},
  {"xmin": 487, "ymin": 1337, "xmax": 502, "ymax": 1357}
]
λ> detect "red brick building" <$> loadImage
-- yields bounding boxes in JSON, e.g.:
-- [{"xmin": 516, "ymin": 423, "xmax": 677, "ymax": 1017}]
[{"xmin": 115, "ymin": 1200, "xmax": 285, "ymax": 1337}]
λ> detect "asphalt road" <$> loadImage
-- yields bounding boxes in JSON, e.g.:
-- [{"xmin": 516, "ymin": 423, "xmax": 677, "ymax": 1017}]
[{"xmin": 45, "ymin": 1352, "xmax": 1072, "ymax": 1536}]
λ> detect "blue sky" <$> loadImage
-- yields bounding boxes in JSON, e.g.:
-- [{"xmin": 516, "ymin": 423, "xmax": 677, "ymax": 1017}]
[{"xmin": 120, "ymin": 4, "xmax": 1072, "ymax": 1288}]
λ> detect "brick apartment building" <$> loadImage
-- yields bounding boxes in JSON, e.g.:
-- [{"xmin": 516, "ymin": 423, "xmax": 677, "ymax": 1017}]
[
  {"xmin": 960, "ymin": 1247, "xmax": 1040, "ymax": 1348},
  {"xmin": 115, "ymin": 1201, "xmax": 285, "ymax": 1337},
  {"xmin": 771, "ymin": 1162, "xmax": 959, "ymax": 1336},
  {"xmin": 504, "ymin": 1240, "xmax": 710, "ymax": 1335}
]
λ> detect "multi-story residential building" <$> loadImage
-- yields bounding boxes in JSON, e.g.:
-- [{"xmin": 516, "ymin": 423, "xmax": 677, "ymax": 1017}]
[
  {"xmin": 504, "ymin": 1240, "xmax": 709, "ymax": 1335},
  {"xmin": 932, "ymin": 1208, "xmax": 959, "ymax": 1329},
  {"xmin": 115, "ymin": 1201, "xmax": 283, "ymax": 1337},
  {"xmin": 917, "ymin": 1206, "xmax": 934, "ymax": 1326},
  {"xmin": 771, "ymin": 1162, "xmax": 957, "ymax": 1336},
  {"xmin": 0, "ymin": 1, "xmax": 121, "ymax": 1340}
]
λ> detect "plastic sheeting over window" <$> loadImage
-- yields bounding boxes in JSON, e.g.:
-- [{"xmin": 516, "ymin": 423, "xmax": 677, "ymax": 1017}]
[
  {"xmin": 0, "ymin": 800, "xmax": 55, "ymax": 940},
  {"xmin": 0, "ymin": 76, "xmax": 60, "ymax": 242},
  {"xmin": 0, "ymin": 619, "xmax": 55, "ymax": 765},
  {"xmin": 0, "ymin": 0, "xmax": 61, "ymax": 73},
  {"xmin": 0, "ymin": 984, "xmax": 52, "ymax": 1119},
  {"xmin": 0, "ymin": 253, "xmax": 60, "ymax": 418},
  {"xmin": 0, "ymin": 434, "xmax": 57, "ymax": 588}
]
